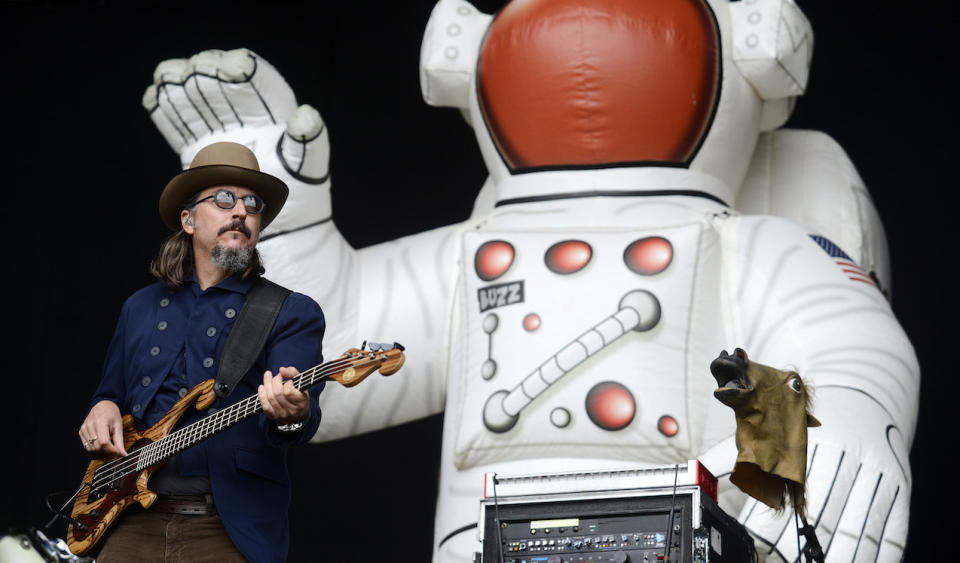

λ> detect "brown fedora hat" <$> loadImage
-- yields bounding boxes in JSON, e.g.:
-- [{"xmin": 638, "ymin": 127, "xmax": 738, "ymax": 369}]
[{"xmin": 159, "ymin": 141, "xmax": 288, "ymax": 231}]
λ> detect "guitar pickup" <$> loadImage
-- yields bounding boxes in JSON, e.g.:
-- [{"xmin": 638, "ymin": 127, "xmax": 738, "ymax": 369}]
[{"xmin": 88, "ymin": 485, "xmax": 105, "ymax": 501}]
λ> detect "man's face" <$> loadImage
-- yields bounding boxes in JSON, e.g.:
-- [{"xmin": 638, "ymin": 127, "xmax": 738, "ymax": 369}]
[{"xmin": 181, "ymin": 184, "xmax": 263, "ymax": 257}]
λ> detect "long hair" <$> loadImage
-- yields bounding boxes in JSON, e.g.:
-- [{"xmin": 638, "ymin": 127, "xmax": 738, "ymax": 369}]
[{"xmin": 150, "ymin": 229, "xmax": 265, "ymax": 289}]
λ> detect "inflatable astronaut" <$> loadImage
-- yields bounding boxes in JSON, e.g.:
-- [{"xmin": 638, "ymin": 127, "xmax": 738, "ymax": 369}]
[{"xmin": 142, "ymin": 1, "xmax": 918, "ymax": 561}]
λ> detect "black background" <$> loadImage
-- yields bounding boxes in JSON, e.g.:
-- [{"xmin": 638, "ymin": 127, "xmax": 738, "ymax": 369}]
[{"xmin": 0, "ymin": 1, "xmax": 953, "ymax": 561}]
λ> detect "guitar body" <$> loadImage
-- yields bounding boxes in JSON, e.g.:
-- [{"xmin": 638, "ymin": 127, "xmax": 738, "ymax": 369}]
[
  {"xmin": 66, "ymin": 344, "xmax": 404, "ymax": 556},
  {"xmin": 67, "ymin": 379, "xmax": 217, "ymax": 555}
]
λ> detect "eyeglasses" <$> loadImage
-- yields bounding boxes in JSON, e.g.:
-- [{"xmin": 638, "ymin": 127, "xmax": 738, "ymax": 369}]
[{"xmin": 190, "ymin": 189, "xmax": 266, "ymax": 215}]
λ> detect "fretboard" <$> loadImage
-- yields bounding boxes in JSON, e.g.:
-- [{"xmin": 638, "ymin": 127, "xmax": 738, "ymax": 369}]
[{"xmin": 134, "ymin": 358, "xmax": 332, "ymax": 470}]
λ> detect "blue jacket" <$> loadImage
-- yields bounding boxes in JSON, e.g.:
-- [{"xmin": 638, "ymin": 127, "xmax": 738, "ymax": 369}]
[{"xmin": 91, "ymin": 273, "xmax": 325, "ymax": 562}]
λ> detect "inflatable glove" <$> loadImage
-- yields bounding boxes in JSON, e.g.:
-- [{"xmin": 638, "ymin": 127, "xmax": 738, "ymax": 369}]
[
  {"xmin": 141, "ymin": 49, "xmax": 359, "ymax": 348},
  {"xmin": 142, "ymin": 48, "xmax": 331, "ymax": 240},
  {"xmin": 727, "ymin": 390, "xmax": 913, "ymax": 562}
]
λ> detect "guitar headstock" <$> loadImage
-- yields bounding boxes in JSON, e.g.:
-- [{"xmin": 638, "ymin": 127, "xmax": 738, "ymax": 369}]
[{"xmin": 328, "ymin": 342, "xmax": 405, "ymax": 387}]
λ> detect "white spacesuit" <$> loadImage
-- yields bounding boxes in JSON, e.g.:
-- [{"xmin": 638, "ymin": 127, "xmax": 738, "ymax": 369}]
[{"xmin": 142, "ymin": 1, "xmax": 918, "ymax": 561}]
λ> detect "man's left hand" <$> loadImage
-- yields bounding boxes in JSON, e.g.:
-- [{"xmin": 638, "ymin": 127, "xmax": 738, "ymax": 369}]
[{"xmin": 259, "ymin": 367, "xmax": 310, "ymax": 424}]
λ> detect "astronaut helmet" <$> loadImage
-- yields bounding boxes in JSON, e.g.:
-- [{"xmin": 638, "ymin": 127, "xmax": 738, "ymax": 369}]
[{"xmin": 421, "ymin": 0, "xmax": 812, "ymax": 204}]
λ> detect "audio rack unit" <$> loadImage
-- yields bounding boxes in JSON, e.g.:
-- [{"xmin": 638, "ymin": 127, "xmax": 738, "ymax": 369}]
[{"xmin": 478, "ymin": 461, "xmax": 755, "ymax": 563}]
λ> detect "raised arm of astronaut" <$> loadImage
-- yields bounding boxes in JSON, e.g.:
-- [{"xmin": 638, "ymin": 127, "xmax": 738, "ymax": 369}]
[
  {"xmin": 717, "ymin": 214, "xmax": 918, "ymax": 562},
  {"xmin": 313, "ymin": 227, "xmax": 459, "ymax": 439},
  {"xmin": 143, "ymin": 49, "xmax": 453, "ymax": 441}
]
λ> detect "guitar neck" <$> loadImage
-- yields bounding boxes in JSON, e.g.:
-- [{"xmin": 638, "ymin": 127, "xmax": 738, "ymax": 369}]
[{"xmin": 134, "ymin": 363, "xmax": 327, "ymax": 470}]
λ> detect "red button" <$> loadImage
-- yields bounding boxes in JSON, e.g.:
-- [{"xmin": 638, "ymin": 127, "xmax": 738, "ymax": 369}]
[
  {"xmin": 585, "ymin": 381, "xmax": 635, "ymax": 431},
  {"xmin": 624, "ymin": 237, "xmax": 673, "ymax": 275},
  {"xmin": 475, "ymin": 240, "xmax": 515, "ymax": 281},
  {"xmin": 545, "ymin": 240, "xmax": 593, "ymax": 274},
  {"xmin": 658, "ymin": 415, "xmax": 679, "ymax": 437}
]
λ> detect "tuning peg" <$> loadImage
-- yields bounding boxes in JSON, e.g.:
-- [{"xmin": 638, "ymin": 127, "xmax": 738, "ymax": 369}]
[{"xmin": 361, "ymin": 341, "xmax": 405, "ymax": 352}]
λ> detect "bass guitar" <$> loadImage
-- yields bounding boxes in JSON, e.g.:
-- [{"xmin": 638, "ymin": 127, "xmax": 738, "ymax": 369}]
[{"xmin": 67, "ymin": 341, "xmax": 405, "ymax": 555}]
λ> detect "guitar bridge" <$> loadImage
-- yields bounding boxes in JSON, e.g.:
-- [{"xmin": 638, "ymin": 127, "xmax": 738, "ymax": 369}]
[{"xmin": 87, "ymin": 478, "xmax": 120, "ymax": 501}]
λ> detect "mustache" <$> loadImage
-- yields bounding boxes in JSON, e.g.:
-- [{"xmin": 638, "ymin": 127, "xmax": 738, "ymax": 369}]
[{"xmin": 218, "ymin": 219, "xmax": 252, "ymax": 237}]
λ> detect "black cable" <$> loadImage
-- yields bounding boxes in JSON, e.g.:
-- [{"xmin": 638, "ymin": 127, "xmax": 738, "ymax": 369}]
[
  {"xmin": 663, "ymin": 464, "xmax": 680, "ymax": 561},
  {"xmin": 797, "ymin": 510, "xmax": 825, "ymax": 563},
  {"xmin": 794, "ymin": 499, "xmax": 802, "ymax": 562},
  {"xmin": 44, "ymin": 483, "xmax": 89, "ymax": 533},
  {"xmin": 492, "ymin": 473, "xmax": 505, "ymax": 563}
]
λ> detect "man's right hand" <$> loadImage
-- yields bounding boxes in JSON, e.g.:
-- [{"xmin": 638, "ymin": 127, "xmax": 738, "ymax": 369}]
[{"xmin": 79, "ymin": 400, "xmax": 127, "ymax": 456}]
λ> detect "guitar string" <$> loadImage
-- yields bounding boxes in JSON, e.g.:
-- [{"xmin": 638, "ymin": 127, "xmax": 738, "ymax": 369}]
[
  {"xmin": 87, "ymin": 353, "xmax": 389, "ymax": 491},
  {"xmin": 89, "ymin": 353, "xmax": 379, "ymax": 489},
  {"xmin": 89, "ymin": 353, "xmax": 377, "ymax": 488}
]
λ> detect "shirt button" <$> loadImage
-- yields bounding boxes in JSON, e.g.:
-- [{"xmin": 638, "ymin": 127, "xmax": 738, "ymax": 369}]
[
  {"xmin": 208, "ymin": 407, "xmax": 219, "ymax": 416},
  {"xmin": 179, "ymin": 387, "xmax": 188, "ymax": 398},
  {"xmin": 132, "ymin": 403, "xmax": 141, "ymax": 413},
  {"xmin": 203, "ymin": 357, "xmax": 214, "ymax": 368},
  {"xmin": 158, "ymin": 321, "xmax": 168, "ymax": 331},
  {"xmin": 206, "ymin": 326, "xmax": 217, "ymax": 337},
  {"xmin": 160, "ymin": 298, "xmax": 170, "ymax": 307},
  {"xmin": 141, "ymin": 376, "xmax": 151, "ymax": 387},
  {"xmin": 150, "ymin": 346, "xmax": 160, "ymax": 356},
  {"xmin": 224, "ymin": 308, "xmax": 236, "ymax": 319}
]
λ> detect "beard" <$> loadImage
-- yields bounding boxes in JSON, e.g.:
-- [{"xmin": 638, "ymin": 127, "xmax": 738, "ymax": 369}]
[{"xmin": 210, "ymin": 244, "xmax": 254, "ymax": 274}]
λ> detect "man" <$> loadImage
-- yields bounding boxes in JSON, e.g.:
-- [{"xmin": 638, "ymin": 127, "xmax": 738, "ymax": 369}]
[{"xmin": 77, "ymin": 142, "xmax": 326, "ymax": 562}]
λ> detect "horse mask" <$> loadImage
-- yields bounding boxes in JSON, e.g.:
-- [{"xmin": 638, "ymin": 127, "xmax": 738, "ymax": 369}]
[{"xmin": 711, "ymin": 348, "xmax": 820, "ymax": 516}]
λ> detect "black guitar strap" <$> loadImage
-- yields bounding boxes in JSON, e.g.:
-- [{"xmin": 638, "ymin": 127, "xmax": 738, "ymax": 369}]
[{"xmin": 214, "ymin": 277, "xmax": 292, "ymax": 398}]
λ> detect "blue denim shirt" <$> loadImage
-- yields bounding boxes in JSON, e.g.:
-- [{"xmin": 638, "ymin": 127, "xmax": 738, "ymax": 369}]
[{"xmin": 89, "ymin": 273, "xmax": 325, "ymax": 561}]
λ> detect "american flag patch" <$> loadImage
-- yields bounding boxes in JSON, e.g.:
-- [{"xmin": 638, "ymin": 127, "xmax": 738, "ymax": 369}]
[{"xmin": 809, "ymin": 235, "xmax": 878, "ymax": 288}]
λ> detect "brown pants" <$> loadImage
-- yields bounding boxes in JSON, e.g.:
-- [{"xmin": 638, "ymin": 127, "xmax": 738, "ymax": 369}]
[{"xmin": 96, "ymin": 509, "xmax": 247, "ymax": 563}]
